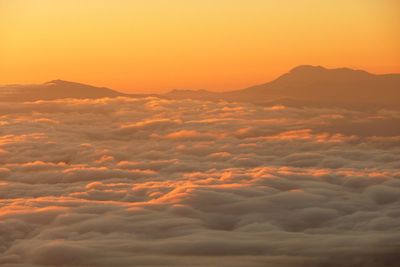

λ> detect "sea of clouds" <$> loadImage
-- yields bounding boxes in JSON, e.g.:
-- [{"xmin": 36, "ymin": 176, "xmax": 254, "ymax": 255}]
[{"xmin": 0, "ymin": 97, "xmax": 399, "ymax": 266}]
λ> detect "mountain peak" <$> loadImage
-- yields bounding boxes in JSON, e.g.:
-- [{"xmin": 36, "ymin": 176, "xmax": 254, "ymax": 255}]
[
  {"xmin": 288, "ymin": 65, "xmax": 371, "ymax": 77},
  {"xmin": 45, "ymin": 79, "xmax": 88, "ymax": 87},
  {"xmin": 46, "ymin": 79, "xmax": 65, "ymax": 84},
  {"xmin": 289, "ymin": 65, "xmax": 326, "ymax": 73},
  {"xmin": 1, "ymin": 79, "xmax": 124, "ymax": 102}
]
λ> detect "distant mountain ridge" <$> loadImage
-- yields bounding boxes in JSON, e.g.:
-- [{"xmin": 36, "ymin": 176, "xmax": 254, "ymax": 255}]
[
  {"xmin": 1, "ymin": 66, "xmax": 399, "ymax": 108},
  {"xmin": 234, "ymin": 65, "xmax": 400, "ymax": 105},
  {"xmin": 0, "ymin": 80, "xmax": 158, "ymax": 102},
  {"xmin": 0, "ymin": 80, "xmax": 124, "ymax": 102},
  {"xmin": 166, "ymin": 65, "xmax": 400, "ymax": 108}
]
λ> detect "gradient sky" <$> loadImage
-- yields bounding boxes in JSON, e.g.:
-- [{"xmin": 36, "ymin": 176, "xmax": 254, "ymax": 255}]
[{"xmin": 1, "ymin": 0, "xmax": 399, "ymax": 93}]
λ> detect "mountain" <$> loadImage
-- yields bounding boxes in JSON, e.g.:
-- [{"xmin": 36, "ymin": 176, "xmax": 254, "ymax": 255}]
[
  {"xmin": 225, "ymin": 65, "xmax": 400, "ymax": 107},
  {"xmin": 1, "ymin": 66, "xmax": 399, "ymax": 108},
  {"xmin": 0, "ymin": 80, "xmax": 125, "ymax": 102},
  {"xmin": 165, "ymin": 65, "xmax": 400, "ymax": 108},
  {"xmin": 0, "ymin": 80, "xmax": 153, "ymax": 102}
]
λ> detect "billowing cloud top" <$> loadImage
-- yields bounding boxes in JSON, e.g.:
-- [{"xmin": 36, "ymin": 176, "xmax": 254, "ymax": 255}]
[{"xmin": 1, "ymin": 97, "xmax": 399, "ymax": 267}]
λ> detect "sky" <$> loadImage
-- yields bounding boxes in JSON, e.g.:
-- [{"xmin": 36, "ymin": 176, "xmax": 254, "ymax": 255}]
[
  {"xmin": 1, "ymin": 0, "xmax": 399, "ymax": 93},
  {"xmin": 1, "ymin": 2, "xmax": 400, "ymax": 265}
]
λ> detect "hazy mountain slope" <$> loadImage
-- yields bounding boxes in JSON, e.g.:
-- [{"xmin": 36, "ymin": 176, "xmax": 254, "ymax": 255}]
[
  {"xmin": 2, "ymin": 66, "xmax": 399, "ymax": 108},
  {"xmin": 0, "ymin": 80, "xmax": 131, "ymax": 102},
  {"xmin": 166, "ymin": 65, "xmax": 400, "ymax": 108},
  {"xmin": 224, "ymin": 65, "xmax": 400, "ymax": 106}
]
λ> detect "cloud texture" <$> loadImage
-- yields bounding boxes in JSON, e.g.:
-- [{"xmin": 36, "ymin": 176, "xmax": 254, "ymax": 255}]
[{"xmin": 1, "ymin": 97, "xmax": 400, "ymax": 266}]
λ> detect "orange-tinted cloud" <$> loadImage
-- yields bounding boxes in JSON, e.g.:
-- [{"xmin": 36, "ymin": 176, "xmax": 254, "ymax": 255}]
[{"xmin": 1, "ymin": 97, "xmax": 400, "ymax": 266}]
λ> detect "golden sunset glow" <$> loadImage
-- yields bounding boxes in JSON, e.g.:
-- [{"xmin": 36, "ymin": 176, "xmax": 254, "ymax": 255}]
[
  {"xmin": 1, "ymin": 0, "xmax": 399, "ymax": 92},
  {"xmin": 1, "ymin": 2, "xmax": 400, "ymax": 266}
]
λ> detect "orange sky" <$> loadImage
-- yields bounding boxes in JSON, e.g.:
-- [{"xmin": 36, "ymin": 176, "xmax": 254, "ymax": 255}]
[{"xmin": 1, "ymin": 0, "xmax": 399, "ymax": 93}]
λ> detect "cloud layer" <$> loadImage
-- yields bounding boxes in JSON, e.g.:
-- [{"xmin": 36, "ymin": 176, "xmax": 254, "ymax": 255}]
[{"xmin": 1, "ymin": 97, "xmax": 400, "ymax": 266}]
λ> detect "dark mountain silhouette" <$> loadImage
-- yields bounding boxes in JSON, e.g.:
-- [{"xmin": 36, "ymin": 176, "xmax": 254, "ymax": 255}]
[
  {"xmin": 165, "ymin": 65, "xmax": 400, "ymax": 108},
  {"xmin": 1, "ymin": 66, "xmax": 399, "ymax": 108}
]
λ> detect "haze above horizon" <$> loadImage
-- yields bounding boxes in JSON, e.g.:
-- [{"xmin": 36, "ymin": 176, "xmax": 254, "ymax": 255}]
[{"xmin": 1, "ymin": 0, "xmax": 399, "ymax": 93}]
